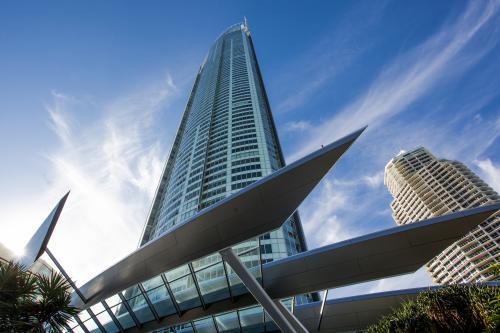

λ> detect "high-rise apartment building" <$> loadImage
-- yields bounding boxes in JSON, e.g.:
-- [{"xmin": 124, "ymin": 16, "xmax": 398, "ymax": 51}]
[
  {"xmin": 134, "ymin": 21, "xmax": 310, "ymax": 316},
  {"xmin": 142, "ymin": 20, "xmax": 307, "ymax": 261},
  {"xmin": 385, "ymin": 147, "xmax": 499, "ymax": 284}
]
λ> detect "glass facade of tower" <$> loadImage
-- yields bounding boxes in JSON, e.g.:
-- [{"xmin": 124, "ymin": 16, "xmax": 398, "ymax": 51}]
[{"xmin": 141, "ymin": 22, "xmax": 307, "ymax": 263}]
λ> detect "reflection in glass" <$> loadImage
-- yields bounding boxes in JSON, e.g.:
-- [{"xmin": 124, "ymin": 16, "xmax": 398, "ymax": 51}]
[
  {"xmin": 169, "ymin": 274, "xmax": 202, "ymax": 310},
  {"xmin": 142, "ymin": 275, "xmax": 164, "ymax": 290},
  {"xmin": 196, "ymin": 262, "xmax": 230, "ymax": 303},
  {"xmin": 95, "ymin": 309, "xmax": 119, "ymax": 333},
  {"xmin": 192, "ymin": 253, "xmax": 222, "ymax": 271},
  {"xmin": 239, "ymin": 306, "xmax": 264, "ymax": 333},
  {"xmin": 227, "ymin": 247, "xmax": 261, "ymax": 296},
  {"xmin": 193, "ymin": 317, "xmax": 217, "ymax": 333},
  {"xmin": 146, "ymin": 284, "xmax": 176, "ymax": 317},
  {"xmin": 129, "ymin": 294, "xmax": 155, "ymax": 323},
  {"xmin": 81, "ymin": 318, "xmax": 101, "ymax": 333},
  {"xmin": 110, "ymin": 303, "xmax": 135, "ymax": 329},
  {"xmin": 215, "ymin": 311, "xmax": 240, "ymax": 332},
  {"xmin": 165, "ymin": 264, "xmax": 190, "ymax": 281}
]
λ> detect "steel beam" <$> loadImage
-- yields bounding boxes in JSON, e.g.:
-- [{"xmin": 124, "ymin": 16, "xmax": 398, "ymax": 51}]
[
  {"xmin": 118, "ymin": 292, "xmax": 141, "ymax": 329},
  {"xmin": 188, "ymin": 263, "xmax": 207, "ymax": 310},
  {"xmin": 219, "ymin": 248, "xmax": 306, "ymax": 333},
  {"xmin": 161, "ymin": 273, "xmax": 182, "ymax": 316},
  {"xmin": 138, "ymin": 283, "xmax": 160, "ymax": 322},
  {"xmin": 87, "ymin": 308, "xmax": 107, "ymax": 333},
  {"xmin": 102, "ymin": 299, "xmax": 124, "ymax": 332},
  {"xmin": 317, "ymin": 289, "xmax": 328, "ymax": 331},
  {"xmin": 45, "ymin": 248, "xmax": 87, "ymax": 304},
  {"xmin": 74, "ymin": 314, "xmax": 90, "ymax": 333}
]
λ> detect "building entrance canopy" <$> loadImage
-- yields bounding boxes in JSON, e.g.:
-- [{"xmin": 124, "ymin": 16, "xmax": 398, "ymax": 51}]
[
  {"xmin": 21, "ymin": 127, "xmax": 499, "ymax": 332},
  {"xmin": 72, "ymin": 127, "xmax": 365, "ymax": 309}
]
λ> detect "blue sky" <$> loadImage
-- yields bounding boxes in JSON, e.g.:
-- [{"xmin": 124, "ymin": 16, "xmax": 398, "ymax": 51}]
[{"xmin": 1, "ymin": 1, "xmax": 499, "ymax": 297}]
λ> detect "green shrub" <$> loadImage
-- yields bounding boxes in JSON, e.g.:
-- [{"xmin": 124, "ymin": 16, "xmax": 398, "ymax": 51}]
[{"xmin": 366, "ymin": 284, "xmax": 500, "ymax": 333}]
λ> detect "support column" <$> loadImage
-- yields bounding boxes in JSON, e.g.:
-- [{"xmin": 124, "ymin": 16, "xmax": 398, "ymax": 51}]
[
  {"xmin": 317, "ymin": 289, "xmax": 329, "ymax": 331},
  {"xmin": 219, "ymin": 248, "xmax": 308, "ymax": 333},
  {"xmin": 45, "ymin": 248, "xmax": 87, "ymax": 304}
]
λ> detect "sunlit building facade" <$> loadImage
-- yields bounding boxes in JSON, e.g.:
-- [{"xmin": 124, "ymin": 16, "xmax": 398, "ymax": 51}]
[
  {"xmin": 385, "ymin": 147, "xmax": 500, "ymax": 284},
  {"xmin": 140, "ymin": 21, "xmax": 307, "ymax": 262}
]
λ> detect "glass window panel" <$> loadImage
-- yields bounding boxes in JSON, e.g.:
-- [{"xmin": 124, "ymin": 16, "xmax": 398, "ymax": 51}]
[
  {"xmin": 71, "ymin": 325, "xmax": 86, "ymax": 333},
  {"xmin": 193, "ymin": 317, "xmax": 217, "ymax": 333},
  {"xmin": 90, "ymin": 302, "xmax": 105, "ymax": 315},
  {"xmin": 225, "ymin": 262, "xmax": 245, "ymax": 296},
  {"xmin": 78, "ymin": 310, "xmax": 91, "ymax": 322},
  {"xmin": 81, "ymin": 318, "xmax": 101, "ymax": 333},
  {"xmin": 174, "ymin": 323, "xmax": 195, "ymax": 333},
  {"xmin": 239, "ymin": 306, "xmax": 264, "ymax": 333},
  {"xmin": 196, "ymin": 262, "xmax": 230, "ymax": 303},
  {"xmin": 232, "ymin": 238, "xmax": 258, "ymax": 255},
  {"xmin": 105, "ymin": 294, "xmax": 122, "ymax": 307},
  {"xmin": 122, "ymin": 285, "xmax": 142, "ymax": 300},
  {"xmin": 227, "ymin": 247, "xmax": 261, "ymax": 297},
  {"xmin": 169, "ymin": 274, "xmax": 202, "ymax": 310},
  {"xmin": 146, "ymin": 284, "xmax": 176, "ymax": 317},
  {"xmin": 110, "ymin": 303, "xmax": 135, "ymax": 329},
  {"xmin": 192, "ymin": 253, "xmax": 222, "ymax": 271},
  {"xmin": 95, "ymin": 310, "xmax": 119, "ymax": 333},
  {"xmin": 264, "ymin": 311, "xmax": 279, "ymax": 332},
  {"xmin": 280, "ymin": 297, "xmax": 294, "ymax": 311},
  {"xmin": 215, "ymin": 311, "xmax": 240, "ymax": 333},
  {"xmin": 129, "ymin": 294, "xmax": 155, "ymax": 323},
  {"xmin": 142, "ymin": 275, "xmax": 164, "ymax": 291},
  {"xmin": 165, "ymin": 264, "xmax": 190, "ymax": 281}
]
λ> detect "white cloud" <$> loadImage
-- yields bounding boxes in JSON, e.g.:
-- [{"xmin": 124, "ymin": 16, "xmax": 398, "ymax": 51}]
[
  {"xmin": 300, "ymin": 179, "xmax": 353, "ymax": 247},
  {"xmin": 288, "ymin": 0, "xmax": 500, "ymax": 162},
  {"xmin": 363, "ymin": 172, "xmax": 384, "ymax": 188},
  {"xmin": 0, "ymin": 73, "xmax": 179, "ymax": 285},
  {"xmin": 283, "ymin": 120, "xmax": 312, "ymax": 132},
  {"xmin": 475, "ymin": 158, "xmax": 500, "ymax": 192},
  {"xmin": 328, "ymin": 267, "xmax": 434, "ymax": 299}
]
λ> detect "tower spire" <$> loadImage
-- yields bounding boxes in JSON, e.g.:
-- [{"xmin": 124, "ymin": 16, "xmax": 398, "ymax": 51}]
[{"xmin": 243, "ymin": 16, "xmax": 249, "ymax": 31}]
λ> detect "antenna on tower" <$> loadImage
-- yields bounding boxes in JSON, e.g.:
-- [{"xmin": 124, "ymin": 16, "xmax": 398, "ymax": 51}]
[{"xmin": 243, "ymin": 16, "xmax": 249, "ymax": 30}]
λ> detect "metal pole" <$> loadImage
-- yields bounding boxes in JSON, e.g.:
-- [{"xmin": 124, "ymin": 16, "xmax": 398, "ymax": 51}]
[
  {"xmin": 220, "ymin": 248, "xmax": 305, "ymax": 333},
  {"xmin": 161, "ymin": 273, "xmax": 182, "ymax": 316},
  {"xmin": 273, "ymin": 299, "xmax": 310, "ymax": 333},
  {"xmin": 102, "ymin": 299, "xmax": 124, "ymax": 332},
  {"xmin": 138, "ymin": 283, "xmax": 160, "ymax": 322},
  {"xmin": 317, "ymin": 289, "xmax": 329, "ymax": 331},
  {"xmin": 45, "ymin": 248, "xmax": 87, "ymax": 304},
  {"xmin": 118, "ymin": 292, "xmax": 141, "ymax": 329}
]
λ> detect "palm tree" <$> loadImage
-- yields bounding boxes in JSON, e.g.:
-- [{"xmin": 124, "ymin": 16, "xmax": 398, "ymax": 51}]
[{"xmin": 0, "ymin": 260, "xmax": 78, "ymax": 332}]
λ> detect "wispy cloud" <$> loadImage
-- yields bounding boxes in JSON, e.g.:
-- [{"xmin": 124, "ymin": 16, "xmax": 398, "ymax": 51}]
[
  {"xmin": 0, "ymin": 72, "xmax": 179, "ymax": 285},
  {"xmin": 475, "ymin": 158, "xmax": 500, "ymax": 191},
  {"xmin": 329, "ymin": 267, "xmax": 433, "ymax": 299},
  {"xmin": 273, "ymin": 2, "xmax": 386, "ymax": 114},
  {"xmin": 282, "ymin": 120, "xmax": 312, "ymax": 133},
  {"xmin": 300, "ymin": 179, "xmax": 352, "ymax": 247},
  {"xmin": 289, "ymin": 0, "xmax": 500, "ymax": 161}
]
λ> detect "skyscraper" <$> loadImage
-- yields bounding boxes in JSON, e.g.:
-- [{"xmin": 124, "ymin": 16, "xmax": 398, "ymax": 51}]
[
  {"xmin": 142, "ymin": 20, "xmax": 307, "ymax": 260},
  {"xmin": 136, "ymin": 21, "xmax": 310, "ymax": 313},
  {"xmin": 384, "ymin": 147, "xmax": 499, "ymax": 284}
]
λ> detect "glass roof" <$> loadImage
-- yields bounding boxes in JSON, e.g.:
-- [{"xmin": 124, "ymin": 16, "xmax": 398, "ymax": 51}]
[{"xmin": 62, "ymin": 237, "xmax": 282, "ymax": 333}]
